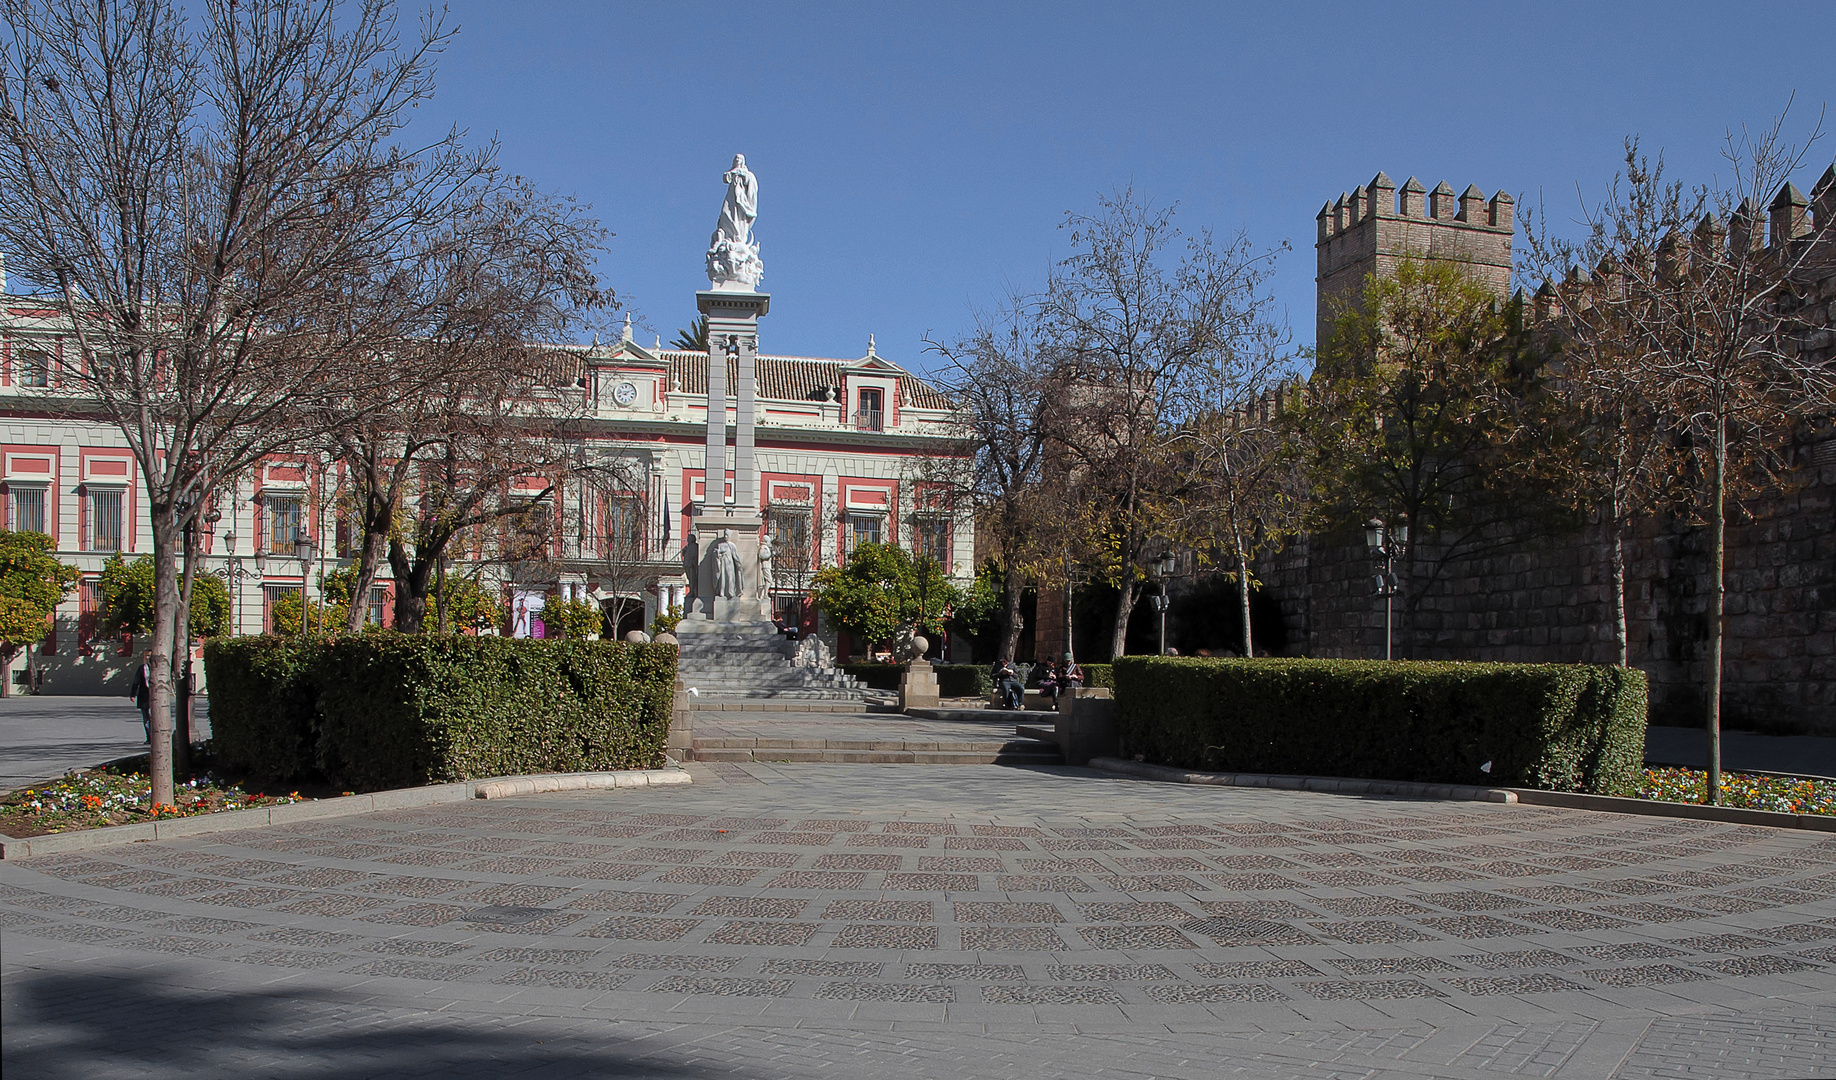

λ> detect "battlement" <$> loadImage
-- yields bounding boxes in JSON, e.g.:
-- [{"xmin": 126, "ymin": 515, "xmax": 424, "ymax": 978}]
[{"xmin": 1315, "ymin": 172, "xmax": 1516, "ymax": 347}]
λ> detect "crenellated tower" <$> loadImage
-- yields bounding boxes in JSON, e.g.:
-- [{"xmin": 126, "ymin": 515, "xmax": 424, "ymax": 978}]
[{"xmin": 1315, "ymin": 172, "xmax": 1515, "ymax": 347}]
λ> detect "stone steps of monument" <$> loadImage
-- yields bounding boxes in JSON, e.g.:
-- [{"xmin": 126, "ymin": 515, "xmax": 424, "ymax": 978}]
[
  {"xmin": 687, "ymin": 689, "xmax": 867, "ymax": 702},
  {"xmin": 690, "ymin": 737, "xmax": 1063, "ymax": 765}
]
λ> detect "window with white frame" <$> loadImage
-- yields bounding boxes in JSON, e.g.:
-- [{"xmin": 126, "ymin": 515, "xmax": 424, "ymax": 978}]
[
  {"xmin": 19, "ymin": 349, "xmax": 50, "ymax": 388},
  {"xmin": 915, "ymin": 516, "xmax": 952, "ymax": 566},
  {"xmin": 846, "ymin": 513, "xmax": 882, "ymax": 553},
  {"xmin": 368, "ymin": 586, "xmax": 388, "ymax": 627},
  {"xmin": 265, "ymin": 495, "xmax": 302, "ymax": 554},
  {"xmin": 9, "ymin": 485, "xmax": 46, "ymax": 535},
  {"xmin": 87, "ymin": 488, "xmax": 123, "ymax": 551}
]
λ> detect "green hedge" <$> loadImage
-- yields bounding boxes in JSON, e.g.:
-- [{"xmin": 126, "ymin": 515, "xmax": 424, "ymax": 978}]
[
  {"xmin": 841, "ymin": 662, "xmax": 994, "ymax": 697},
  {"xmin": 1113, "ymin": 657, "xmax": 1646, "ymax": 793},
  {"xmin": 205, "ymin": 636, "xmax": 677, "ymax": 791},
  {"xmin": 1083, "ymin": 663, "xmax": 1114, "ymax": 689}
]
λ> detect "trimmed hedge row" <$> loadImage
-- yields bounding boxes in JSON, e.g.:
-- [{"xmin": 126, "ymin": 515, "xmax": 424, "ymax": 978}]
[
  {"xmin": 841, "ymin": 662, "xmax": 993, "ymax": 698},
  {"xmin": 205, "ymin": 636, "xmax": 677, "ymax": 792},
  {"xmin": 1112, "ymin": 656, "xmax": 1646, "ymax": 794}
]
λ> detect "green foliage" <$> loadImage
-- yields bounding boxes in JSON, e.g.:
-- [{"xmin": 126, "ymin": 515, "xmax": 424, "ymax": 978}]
[
  {"xmin": 96, "ymin": 554, "xmax": 231, "ymax": 638},
  {"xmin": 1112, "ymin": 656, "xmax": 1646, "ymax": 794},
  {"xmin": 1301, "ymin": 257, "xmax": 1557, "ymax": 551},
  {"xmin": 201, "ymin": 636, "xmax": 319, "ymax": 779},
  {"xmin": 203, "ymin": 636, "xmax": 678, "ymax": 790},
  {"xmin": 319, "ymin": 565, "xmax": 361, "ymax": 607},
  {"xmin": 268, "ymin": 591, "xmax": 347, "ymax": 636},
  {"xmin": 946, "ymin": 561, "xmax": 1002, "ymax": 638},
  {"xmin": 840, "ymin": 662, "xmax": 903, "ymax": 691},
  {"xmin": 1081, "ymin": 663, "xmax": 1114, "ymax": 689},
  {"xmin": 671, "ymin": 314, "xmax": 709, "ymax": 351},
  {"xmin": 546, "ymin": 596, "xmax": 605, "ymax": 639},
  {"xmin": 0, "ymin": 530, "xmax": 77, "ymax": 648},
  {"xmin": 810, "ymin": 543, "xmax": 959, "ymax": 644},
  {"xmin": 650, "ymin": 604, "xmax": 683, "ymax": 637},
  {"xmin": 839, "ymin": 662, "xmax": 992, "ymax": 697},
  {"xmin": 430, "ymin": 574, "xmax": 501, "ymax": 633}
]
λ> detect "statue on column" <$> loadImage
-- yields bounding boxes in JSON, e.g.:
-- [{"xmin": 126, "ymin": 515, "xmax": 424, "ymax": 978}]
[
  {"xmin": 707, "ymin": 154, "xmax": 764, "ymax": 290},
  {"xmin": 756, "ymin": 534, "xmax": 773, "ymax": 597},
  {"xmin": 711, "ymin": 529, "xmax": 743, "ymax": 599}
]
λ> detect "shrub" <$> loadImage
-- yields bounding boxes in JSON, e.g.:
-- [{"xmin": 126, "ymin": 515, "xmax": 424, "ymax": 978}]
[
  {"xmin": 1082, "ymin": 663, "xmax": 1113, "ymax": 689},
  {"xmin": 841, "ymin": 662, "xmax": 902, "ymax": 691},
  {"xmin": 935, "ymin": 663, "xmax": 993, "ymax": 698},
  {"xmin": 204, "ymin": 636, "xmax": 320, "ymax": 781},
  {"xmin": 205, "ymin": 636, "xmax": 677, "ymax": 791},
  {"xmin": 1112, "ymin": 657, "xmax": 1646, "ymax": 794}
]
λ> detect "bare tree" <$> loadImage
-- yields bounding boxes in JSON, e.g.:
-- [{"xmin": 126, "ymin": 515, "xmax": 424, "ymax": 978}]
[
  {"xmin": 0, "ymin": 0, "xmax": 490, "ymax": 804},
  {"xmin": 1522, "ymin": 158, "xmax": 1692, "ymax": 667},
  {"xmin": 1555, "ymin": 112, "xmax": 1835, "ymax": 802},
  {"xmin": 329, "ymin": 180, "xmax": 610, "ymax": 633},
  {"xmin": 1040, "ymin": 189, "xmax": 1286, "ymax": 658},
  {"xmin": 926, "ymin": 299, "xmax": 1063, "ymax": 662}
]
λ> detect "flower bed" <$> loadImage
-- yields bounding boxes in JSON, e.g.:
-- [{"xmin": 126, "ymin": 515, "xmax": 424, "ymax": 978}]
[
  {"xmin": 0, "ymin": 768, "xmax": 308, "ymax": 838},
  {"xmin": 1628, "ymin": 767, "xmax": 1836, "ymax": 816}
]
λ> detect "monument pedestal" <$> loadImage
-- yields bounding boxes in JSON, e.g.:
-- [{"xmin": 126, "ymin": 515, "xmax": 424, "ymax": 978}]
[
  {"xmin": 689, "ymin": 511, "xmax": 770, "ymax": 622},
  {"xmin": 900, "ymin": 659, "xmax": 941, "ymax": 711}
]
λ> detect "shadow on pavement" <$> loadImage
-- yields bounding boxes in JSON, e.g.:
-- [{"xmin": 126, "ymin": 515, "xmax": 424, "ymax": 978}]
[{"xmin": 3, "ymin": 968, "xmax": 713, "ymax": 1080}]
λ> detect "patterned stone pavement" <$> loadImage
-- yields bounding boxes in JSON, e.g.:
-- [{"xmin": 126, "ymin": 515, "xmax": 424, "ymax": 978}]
[{"xmin": 3, "ymin": 760, "xmax": 1833, "ymax": 1078}]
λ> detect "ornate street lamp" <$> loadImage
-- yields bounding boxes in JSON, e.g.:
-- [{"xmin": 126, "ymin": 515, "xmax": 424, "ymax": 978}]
[{"xmin": 1365, "ymin": 517, "xmax": 1408, "ymax": 660}]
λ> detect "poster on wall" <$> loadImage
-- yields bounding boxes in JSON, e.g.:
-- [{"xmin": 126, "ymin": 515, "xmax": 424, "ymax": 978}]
[{"xmin": 510, "ymin": 591, "xmax": 547, "ymax": 639}]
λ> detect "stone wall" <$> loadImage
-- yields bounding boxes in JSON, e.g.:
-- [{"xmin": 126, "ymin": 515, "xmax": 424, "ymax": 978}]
[{"xmin": 1258, "ymin": 440, "xmax": 1836, "ymax": 738}]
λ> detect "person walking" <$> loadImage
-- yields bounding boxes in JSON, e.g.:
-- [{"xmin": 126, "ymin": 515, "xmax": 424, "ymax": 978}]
[{"xmin": 128, "ymin": 651, "xmax": 153, "ymax": 744}]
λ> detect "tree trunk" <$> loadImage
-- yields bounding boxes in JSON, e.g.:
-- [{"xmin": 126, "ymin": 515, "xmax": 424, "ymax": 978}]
[
  {"xmin": 998, "ymin": 569, "xmax": 1025, "ymax": 663},
  {"xmin": 173, "ymin": 515, "xmax": 201, "ymax": 780},
  {"xmin": 1608, "ymin": 502, "xmax": 1629, "ymax": 668},
  {"xmin": 1707, "ymin": 413, "xmax": 1726, "ymax": 806},
  {"xmin": 345, "ymin": 524, "xmax": 388, "ymax": 633},
  {"xmin": 0, "ymin": 646, "xmax": 13, "ymax": 697},
  {"xmin": 1108, "ymin": 577, "xmax": 1135, "ymax": 660},
  {"xmin": 388, "ymin": 540, "xmax": 432, "ymax": 633},
  {"xmin": 1233, "ymin": 524, "xmax": 1253, "ymax": 658},
  {"xmin": 148, "ymin": 508, "xmax": 182, "ymax": 808},
  {"xmin": 436, "ymin": 557, "xmax": 450, "ymax": 635}
]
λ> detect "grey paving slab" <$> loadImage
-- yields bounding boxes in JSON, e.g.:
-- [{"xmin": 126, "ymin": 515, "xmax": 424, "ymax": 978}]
[
  {"xmin": 3, "ymin": 759, "xmax": 1834, "ymax": 1078},
  {"xmin": 0, "ymin": 695, "xmax": 213, "ymax": 791}
]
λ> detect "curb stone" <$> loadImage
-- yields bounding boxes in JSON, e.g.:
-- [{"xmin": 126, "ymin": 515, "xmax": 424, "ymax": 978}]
[
  {"xmin": 1087, "ymin": 757, "xmax": 1836, "ymax": 831},
  {"xmin": 0, "ymin": 767, "xmax": 689, "ymax": 859},
  {"xmin": 1089, "ymin": 757, "xmax": 1516, "ymax": 802},
  {"xmin": 1507, "ymin": 786, "xmax": 1836, "ymax": 832}
]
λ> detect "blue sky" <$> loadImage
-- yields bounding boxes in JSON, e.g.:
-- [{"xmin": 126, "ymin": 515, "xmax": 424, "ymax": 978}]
[{"xmin": 413, "ymin": 2, "xmax": 1833, "ymax": 374}]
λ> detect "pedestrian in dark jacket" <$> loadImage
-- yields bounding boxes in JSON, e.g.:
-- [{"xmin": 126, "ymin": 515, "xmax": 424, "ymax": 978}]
[
  {"xmin": 128, "ymin": 652, "xmax": 153, "ymax": 743},
  {"xmin": 990, "ymin": 659, "xmax": 1024, "ymax": 710}
]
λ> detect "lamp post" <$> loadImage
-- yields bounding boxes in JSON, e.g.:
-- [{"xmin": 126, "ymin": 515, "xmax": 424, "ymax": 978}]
[
  {"xmin": 294, "ymin": 529, "xmax": 315, "ymax": 638},
  {"xmin": 1364, "ymin": 517, "xmax": 1407, "ymax": 660},
  {"xmin": 1151, "ymin": 552, "xmax": 1177, "ymax": 655}
]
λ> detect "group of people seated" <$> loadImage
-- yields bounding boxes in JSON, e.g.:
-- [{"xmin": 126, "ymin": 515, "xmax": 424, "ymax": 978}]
[{"xmin": 990, "ymin": 653, "xmax": 1083, "ymax": 710}]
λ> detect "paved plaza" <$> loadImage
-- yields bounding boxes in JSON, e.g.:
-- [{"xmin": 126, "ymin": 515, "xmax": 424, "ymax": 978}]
[
  {"xmin": 3, "ymin": 755, "xmax": 1834, "ymax": 1079},
  {"xmin": 0, "ymin": 696, "xmax": 215, "ymax": 792}
]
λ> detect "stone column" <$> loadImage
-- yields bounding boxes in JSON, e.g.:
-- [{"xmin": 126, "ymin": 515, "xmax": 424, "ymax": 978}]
[
  {"xmin": 734, "ymin": 334, "xmax": 758, "ymax": 513},
  {"xmin": 704, "ymin": 335, "xmax": 727, "ymax": 508},
  {"xmin": 685, "ymin": 289, "xmax": 772, "ymax": 624}
]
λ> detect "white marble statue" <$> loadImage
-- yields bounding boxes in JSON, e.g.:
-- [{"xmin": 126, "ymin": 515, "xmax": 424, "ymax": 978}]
[
  {"xmin": 711, "ymin": 529, "xmax": 743, "ymax": 599},
  {"xmin": 757, "ymin": 534, "xmax": 773, "ymax": 593},
  {"xmin": 707, "ymin": 154, "xmax": 764, "ymax": 290}
]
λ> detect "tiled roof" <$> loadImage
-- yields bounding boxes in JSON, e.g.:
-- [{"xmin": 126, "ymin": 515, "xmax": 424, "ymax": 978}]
[{"xmin": 661, "ymin": 351, "xmax": 952, "ymax": 411}]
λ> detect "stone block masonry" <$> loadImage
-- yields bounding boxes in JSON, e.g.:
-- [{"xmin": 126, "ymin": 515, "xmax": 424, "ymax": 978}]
[{"xmin": 1265, "ymin": 167, "xmax": 1836, "ymax": 738}]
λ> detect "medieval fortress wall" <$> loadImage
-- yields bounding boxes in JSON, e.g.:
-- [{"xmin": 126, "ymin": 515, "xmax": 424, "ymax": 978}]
[{"xmin": 1264, "ymin": 166, "xmax": 1836, "ymax": 736}]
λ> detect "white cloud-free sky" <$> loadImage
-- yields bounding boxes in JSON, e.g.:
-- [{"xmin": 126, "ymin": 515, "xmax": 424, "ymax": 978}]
[{"xmin": 412, "ymin": 1, "xmax": 1832, "ymax": 373}]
